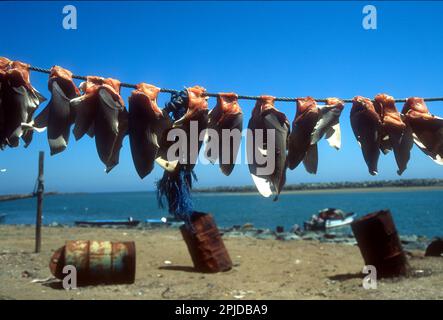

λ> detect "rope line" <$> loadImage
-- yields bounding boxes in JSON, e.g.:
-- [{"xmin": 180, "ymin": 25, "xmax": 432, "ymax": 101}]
[{"xmin": 29, "ymin": 65, "xmax": 443, "ymax": 104}]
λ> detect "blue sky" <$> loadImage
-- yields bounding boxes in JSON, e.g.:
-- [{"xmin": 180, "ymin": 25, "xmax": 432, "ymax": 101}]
[{"xmin": 1, "ymin": 1, "xmax": 443, "ymax": 193}]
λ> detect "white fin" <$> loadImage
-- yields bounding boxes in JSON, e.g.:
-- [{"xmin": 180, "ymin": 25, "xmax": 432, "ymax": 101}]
[
  {"xmin": 325, "ymin": 123, "xmax": 341, "ymax": 150},
  {"xmin": 435, "ymin": 154, "xmax": 443, "ymax": 165},
  {"xmin": 21, "ymin": 122, "xmax": 47, "ymax": 133},
  {"xmin": 150, "ymin": 131, "xmax": 160, "ymax": 148},
  {"xmin": 155, "ymin": 157, "xmax": 179, "ymax": 172},
  {"xmin": 250, "ymin": 174, "xmax": 272, "ymax": 198},
  {"xmin": 257, "ymin": 147, "xmax": 267, "ymax": 156}
]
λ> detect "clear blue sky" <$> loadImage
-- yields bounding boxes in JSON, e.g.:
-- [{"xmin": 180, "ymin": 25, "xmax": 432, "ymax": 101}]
[{"xmin": 1, "ymin": 1, "xmax": 443, "ymax": 193}]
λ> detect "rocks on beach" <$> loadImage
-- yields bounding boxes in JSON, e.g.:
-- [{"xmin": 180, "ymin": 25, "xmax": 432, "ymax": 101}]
[{"xmin": 42, "ymin": 221, "xmax": 432, "ymax": 250}]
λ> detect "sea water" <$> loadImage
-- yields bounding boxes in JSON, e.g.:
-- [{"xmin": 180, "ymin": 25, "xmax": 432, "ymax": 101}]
[{"xmin": 0, "ymin": 189, "xmax": 442, "ymax": 238}]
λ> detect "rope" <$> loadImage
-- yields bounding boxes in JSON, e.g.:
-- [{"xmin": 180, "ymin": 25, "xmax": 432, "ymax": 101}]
[{"xmin": 29, "ymin": 65, "xmax": 443, "ymax": 104}]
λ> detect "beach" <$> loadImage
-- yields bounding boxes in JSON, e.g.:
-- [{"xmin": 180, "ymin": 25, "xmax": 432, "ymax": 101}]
[{"xmin": 0, "ymin": 225, "xmax": 441, "ymax": 300}]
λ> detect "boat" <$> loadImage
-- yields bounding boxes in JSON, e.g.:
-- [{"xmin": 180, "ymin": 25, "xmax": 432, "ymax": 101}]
[
  {"xmin": 74, "ymin": 217, "xmax": 140, "ymax": 227},
  {"xmin": 304, "ymin": 208, "xmax": 356, "ymax": 231},
  {"xmin": 0, "ymin": 214, "xmax": 6, "ymax": 224},
  {"xmin": 145, "ymin": 216, "xmax": 184, "ymax": 227},
  {"xmin": 145, "ymin": 218, "xmax": 168, "ymax": 224}
]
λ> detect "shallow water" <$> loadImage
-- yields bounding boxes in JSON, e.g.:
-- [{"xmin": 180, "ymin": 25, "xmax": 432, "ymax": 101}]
[{"xmin": 0, "ymin": 190, "xmax": 442, "ymax": 237}]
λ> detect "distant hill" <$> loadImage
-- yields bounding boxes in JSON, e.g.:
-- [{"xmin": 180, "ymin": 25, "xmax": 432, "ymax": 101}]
[{"xmin": 194, "ymin": 179, "xmax": 443, "ymax": 193}]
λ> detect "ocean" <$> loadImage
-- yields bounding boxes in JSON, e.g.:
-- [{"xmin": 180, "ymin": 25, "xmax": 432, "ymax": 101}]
[{"xmin": 0, "ymin": 189, "xmax": 442, "ymax": 238}]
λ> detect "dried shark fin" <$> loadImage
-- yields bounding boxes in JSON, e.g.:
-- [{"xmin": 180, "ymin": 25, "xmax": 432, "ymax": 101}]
[
  {"xmin": 402, "ymin": 97, "xmax": 443, "ymax": 165},
  {"xmin": 95, "ymin": 79, "xmax": 127, "ymax": 172},
  {"xmin": 33, "ymin": 66, "xmax": 80, "ymax": 155},
  {"xmin": 287, "ymin": 97, "xmax": 319, "ymax": 171},
  {"xmin": 129, "ymin": 83, "xmax": 172, "ymax": 178},
  {"xmin": 311, "ymin": 98, "xmax": 344, "ymax": 150},
  {"xmin": 350, "ymin": 96, "xmax": 382, "ymax": 175},
  {"xmin": 72, "ymin": 76, "xmax": 127, "ymax": 172},
  {"xmin": 72, "ymin": 77, "xmax": 101, "ymax": 140},
  {"xmin": 247, "ymin": 95, "xmax": 289, "ymax": 200},
  {"xmin": 0, "ymin": 59, "xmax": 7, "ymax": 149},
  {"xmin": 0, "ymin": 58, "xmax": 46, "ymax": 148},
  {"xmin": 374, "ymin": 94, "xmax": 412, "ymax": 175},
  {"xmin": 205, "ymin": 93, "xmax": 243, "ymax": 176}
]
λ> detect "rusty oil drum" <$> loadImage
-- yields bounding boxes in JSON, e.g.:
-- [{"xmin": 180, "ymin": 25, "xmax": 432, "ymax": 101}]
[
  {"xmin": 180, "ymin": 212, "xmax": 232, "ymax": 273},
  {"xmin": 50, "ymin": 240, "xmax": 136, "ymax": 285},
  {"xmin": 351, "ymin": 210, "xmax": 409, "ymax": 278}
]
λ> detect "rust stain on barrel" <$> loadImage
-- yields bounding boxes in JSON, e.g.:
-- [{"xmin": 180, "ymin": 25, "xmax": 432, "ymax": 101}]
[
  {"xmin": 181, "ymin": 212, "xmax": 232, "ymax": 273},
  {"xmin": 351, "ymin": 210, "xmax": 409, "ymax": 278},
  {"xmin": 50, "ymin": 240, "xmax": 136, "ymax": 285}
]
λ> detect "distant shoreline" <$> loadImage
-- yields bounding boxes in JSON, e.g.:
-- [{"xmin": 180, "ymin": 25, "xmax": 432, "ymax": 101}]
[
  {"xmin": 194, "ymin": 179, "xmax": 443, "ymax": 194},
  {"xmin": 2, "ymin": 179, "xmax": 443, "ymax": 198},
  {"xmin": 194, "ymin": 185, "xmax": 443, "ymax": 196}
]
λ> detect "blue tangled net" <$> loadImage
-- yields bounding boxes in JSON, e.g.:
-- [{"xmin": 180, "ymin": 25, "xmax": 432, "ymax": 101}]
[{"xmin": 156, "ymin": 89, "xmax": 196, "ymax": 228}]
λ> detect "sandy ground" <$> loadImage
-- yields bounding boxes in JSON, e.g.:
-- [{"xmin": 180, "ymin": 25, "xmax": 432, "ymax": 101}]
[{"xmin": 0, "ymin": 225, "xmax": 441, "ymax": 300}]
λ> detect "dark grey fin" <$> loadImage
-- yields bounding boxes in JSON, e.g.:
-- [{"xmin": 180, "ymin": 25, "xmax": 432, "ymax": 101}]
[
  {"xmin": 219, "ymin": 114, "xmax": 243, "ymax": 176},
  {"xmin": 94, "ymin": 89, "xmax": 121, "ymax": 169},
  {"xmin": 5, "ymin": 86, "xmax": 30, "ymax": 147},
  {"xmin": 351, "ymin": 112, "xmax": 380, "ymax": 176},
  {"xmin": 72, "ymin": 95, "xmax": 96, "ymax": 141},
  {"xmin": 22, "ymin": 130, "xmax": 33, "ymax": 148},
  {"xmin": 303, "ymin": 143, "xmax": 318, "ymax": 174},
  {"xmin": 128, "ymin": 94, "xmax": 158, "ymax": 178},
  {"xmin": 106, "ymin": 107, "xmax": 128, "ymax": 173},
  {"xmin": 263, "ymin": 111, "xmax": 289, "ymax": 200},
  {"xmin": 394, "ymin": 126, "xmax": 413, "ymax": 175},
  {"xmin": 46, "ymin": 81, "xmax": 73, "ymax": 155},
  {"xmin": 247, "ymin": 114, "xmax": 273, "ymax": 198},
  {"xmin": 287, "ymin": 111, "xmax": 318, "ymax": 170},
  {"xmin": 33, "ymin": 105, "xmax": 50, "ymax": 129}
]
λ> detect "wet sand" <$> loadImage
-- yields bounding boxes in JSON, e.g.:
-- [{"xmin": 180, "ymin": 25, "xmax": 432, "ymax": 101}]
[{"xmin": 0, "ymin": 225, "xmax": 441, "ymax": 300}]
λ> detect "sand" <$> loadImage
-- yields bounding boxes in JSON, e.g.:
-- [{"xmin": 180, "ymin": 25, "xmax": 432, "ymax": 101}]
[{"xmin": 0, "ymin": 225, "xmax": 441, "ymax": 300}]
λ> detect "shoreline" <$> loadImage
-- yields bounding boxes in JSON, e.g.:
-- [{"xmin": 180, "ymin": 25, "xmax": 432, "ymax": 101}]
[
  {"xmin": 194, "ymin": 186, "xmax": 443, "ymax": 196},
  {"xmin": 2, "ymin": 182, "xmax": 443, "ymax": 199},
  {"xmin": 0, "ymin": 223, "xmax": 434, "ymax": 252}
]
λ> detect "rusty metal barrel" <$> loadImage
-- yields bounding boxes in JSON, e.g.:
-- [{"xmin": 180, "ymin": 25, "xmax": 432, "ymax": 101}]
[
  {"xmin": 180, "ymin": 212, "xmax": 232, "ymax": 273},
  {"xmin": 425, "ymin": 238, "xmax": 443, "ymax": 257},
  {"xmin": 50, "ymin": 240, "xmax": 136, "ymax": 285},
  {"xmin": 351, "ymin": 210, "xmax": 409, "ymax": 278}
]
